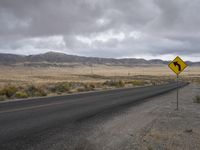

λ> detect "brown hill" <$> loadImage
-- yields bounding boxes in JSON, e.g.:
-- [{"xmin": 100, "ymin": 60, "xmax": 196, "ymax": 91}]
[{"xmin": 0, "ymin": 51, "xmax": 199, "ymax": 66}]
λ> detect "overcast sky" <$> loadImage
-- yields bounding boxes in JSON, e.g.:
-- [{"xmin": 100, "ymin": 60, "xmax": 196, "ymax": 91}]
[{"xmin": 0, "ymin": 0, "xmax": 200, "ymax": 61}]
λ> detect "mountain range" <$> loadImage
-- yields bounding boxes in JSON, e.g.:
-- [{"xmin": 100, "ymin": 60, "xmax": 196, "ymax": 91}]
[{"xmin": 0, "ymin": 51, "xmax": 199, "ymax": 67}]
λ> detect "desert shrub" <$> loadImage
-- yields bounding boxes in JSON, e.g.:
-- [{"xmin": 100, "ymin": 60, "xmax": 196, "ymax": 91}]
[
  {"xmin": 118, "ymin": 80, "xmax": 125, "ymax": 87},
  {"xmin": 51, "ymin": 82, "xmax": 71, "ymax": 93},
  {"xmin": 150, "ymin": 81, "xmax": 157, "ymax": 86},
  {"xmin": 193, "ymin": 95, "xmax": 200, "ymax": 103},
  {"xmin": 147, "ymin": 146, "xmax": 153, "ymax": 150},
  {"xmin": 103, "ymin": 80, "xmax": 113, "ymax": 86},
  {"xmin": 89, "ymin": 84, "xmax": 95, "ymax": 89},
  {"xmin": 0, "ymin": 86, "xmax": 17, "ymax": 98},
  {"xmin": 83, "ymin": 84, "xmax": 95, "ymax": 91},
  {"xmin": 0, "ymin": 95, "xmax": 6, "ymax": 101},
  {"xmin": 26, "ymin": 85, "xmax": 47, "ymax": 97},
  {"xmin": 0, "ymin": 89, "xmax": 4, "ymax": 96},
  {"xmin": 15, "ymin": 91, "xmax": 29, "ymax": 99},
  {"xmin": 130, "ymin": 80, "xmax": 147, "ymax": 86},
  {"xmin": 46, "ymin": 85, "xmax": 56, "ymax": 92},
  {"xmin": 77, "ymin": 88, "xmax": 86, "ymax": 92},
  {"xmin": 76, "ymin": 84, "xmax": 95, "ymax": 92},
  {"xmin": 103, "ymin": 80, "xmax": 125, "ymax": 87}
]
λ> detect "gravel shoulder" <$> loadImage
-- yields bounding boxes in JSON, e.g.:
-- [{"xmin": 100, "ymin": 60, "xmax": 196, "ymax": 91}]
[{"xmin": 25, "ymin": 84, "xmax": 200, "ymax": 150}]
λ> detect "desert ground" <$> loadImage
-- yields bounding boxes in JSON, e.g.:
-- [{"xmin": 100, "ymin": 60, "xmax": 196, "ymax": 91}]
[
  {"xmin": 0, "ymin": 64, "xmax": 199, "ymax": 101},
  {"xmin": 0, "ymin": 65, "xmax": 199, "ymax": 86}
]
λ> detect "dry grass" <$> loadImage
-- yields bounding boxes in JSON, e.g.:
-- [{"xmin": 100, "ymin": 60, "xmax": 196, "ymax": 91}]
[
  {"xmin": 0, "ymin": 64, "xmax": 199, "ymax": 100},
  {"xmin": 0, "ymin": 65, "xmax": 198, "ymax": 87}
]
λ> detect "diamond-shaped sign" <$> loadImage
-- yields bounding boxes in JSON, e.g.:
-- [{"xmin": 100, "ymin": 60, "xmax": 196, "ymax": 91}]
[{"xmin": 168, "ymin": 56, "xmax": 188, "ymax": 75}]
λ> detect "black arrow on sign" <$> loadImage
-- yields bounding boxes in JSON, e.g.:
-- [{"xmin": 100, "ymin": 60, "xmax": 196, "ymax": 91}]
[{"xmin": 173, "ymin": 61, "xmax": 181, "ymax": 71}]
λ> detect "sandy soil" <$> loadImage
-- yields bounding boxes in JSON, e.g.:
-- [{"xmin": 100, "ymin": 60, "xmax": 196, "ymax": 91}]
[{"xmin": 136, "ymin": 84, "xmax": 200, "ymax": 150}]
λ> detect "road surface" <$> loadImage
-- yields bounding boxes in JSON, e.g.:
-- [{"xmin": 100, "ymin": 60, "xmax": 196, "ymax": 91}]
[{"xmin": 0, "ymin": 82, "xmax": 188, "ymax": 149}]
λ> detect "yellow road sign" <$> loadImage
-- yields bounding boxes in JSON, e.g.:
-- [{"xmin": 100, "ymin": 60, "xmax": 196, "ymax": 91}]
[{"xmin": 168, "ymin": 56, "xmax": 188, "ymax": 75}]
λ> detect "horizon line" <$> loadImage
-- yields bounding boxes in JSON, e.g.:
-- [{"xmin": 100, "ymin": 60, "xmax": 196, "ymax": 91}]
[{"xmin": 0, "ymin": 51, "xmax": 199, "ymax": 63}]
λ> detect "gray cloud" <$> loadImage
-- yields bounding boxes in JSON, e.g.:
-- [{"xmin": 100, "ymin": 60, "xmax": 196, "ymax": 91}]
[{"xmin": 0, "ymin": 0, "xmax": 200, "ymax": 61}]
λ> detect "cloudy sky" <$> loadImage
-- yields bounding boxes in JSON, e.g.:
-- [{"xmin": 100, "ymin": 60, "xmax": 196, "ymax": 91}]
[{"xmin": 0, "ymin": 0, "xmax": 200, "ymax": 61}]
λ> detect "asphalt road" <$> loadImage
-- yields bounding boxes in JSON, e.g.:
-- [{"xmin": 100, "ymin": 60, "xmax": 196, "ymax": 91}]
[{"xmin": 0, "ymin": 82, "xmax": 188, "ymax": 149}]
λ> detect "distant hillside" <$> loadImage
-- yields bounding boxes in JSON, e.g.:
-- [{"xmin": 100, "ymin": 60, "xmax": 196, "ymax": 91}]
[
  {"xmin": 0, "ymin": 51, "xmax": 199, "ymax": 66},
  {"xmin": 0, "ymin": 53, "xmax": 25, "ymax": 64}
]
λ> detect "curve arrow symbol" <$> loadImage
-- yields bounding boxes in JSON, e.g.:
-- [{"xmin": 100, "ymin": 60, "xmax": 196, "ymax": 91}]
[{"xmin": 173, "ymin": 61, "xmax": 181, "ymax": 71}]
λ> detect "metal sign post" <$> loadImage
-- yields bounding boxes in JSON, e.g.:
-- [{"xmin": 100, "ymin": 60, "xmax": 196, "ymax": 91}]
[{"xmin": 176, "ymin": 74, "xmax": 179, "ymax": 110}]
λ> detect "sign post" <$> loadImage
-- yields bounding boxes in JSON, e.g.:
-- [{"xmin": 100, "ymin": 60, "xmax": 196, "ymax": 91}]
[
  {"xmin": 176, "ymin": 74, "xmax": 179, "ymax": 110},
  {"xmin": 168, "ymin": 56, "xmax": 188, "ymax": 110}
]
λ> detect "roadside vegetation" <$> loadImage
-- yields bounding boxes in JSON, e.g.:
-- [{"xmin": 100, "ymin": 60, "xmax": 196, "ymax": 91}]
[
  {"xmin": 0, "ymin": 78, "xmax": 160, "ymax": 101},
  {"xmin": 103, "ymin": 80, "xmax": 125, "ymax": 87},
  {"xmin": 126, "ymin": 80, "xmax": 148, "ymax": 86},
  {"xmin": 193, "ymin": 95, "xmax": 200, "ymax": 103},
  {"xmin": 0, "ymin": 85, "xmax": 47, "ymax": 101},
  {"xmin": 0, "ymin": 66, "xmax": 182, "ymax": 101}
]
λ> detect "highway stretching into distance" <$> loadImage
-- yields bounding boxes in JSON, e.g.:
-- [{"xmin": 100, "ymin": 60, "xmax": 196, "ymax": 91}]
[{"xmin": 0, "ymin": 82, "xmax": 188, "ymax": 149}]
